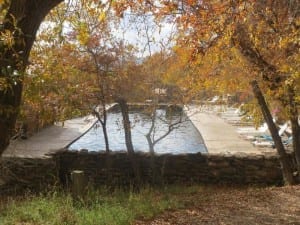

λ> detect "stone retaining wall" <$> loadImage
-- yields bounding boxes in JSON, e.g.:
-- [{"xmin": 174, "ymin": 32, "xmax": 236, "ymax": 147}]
[
  {"xmin": 56, "ymin": 150, "xmax": 283, "ymax": 187},
  {"xmin": 0, "ymin": 157, "xmax": 58, "ymax": 194},
  {"xmin": 0, "ymin": 151, "xmax": 284, "ymax": 193}
]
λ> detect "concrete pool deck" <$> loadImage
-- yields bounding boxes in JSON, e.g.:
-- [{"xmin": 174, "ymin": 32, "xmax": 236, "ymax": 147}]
[
  {"xmin": 3, "ymin": 104, "xmax": 275, "ymax": 158},
  {"xmin": 2, "ymin": 114, "xmax": 98, "ymax": 158},
  {"xmin": 185, "ymin": 105, "xmax": 274, "ymax": 155}
]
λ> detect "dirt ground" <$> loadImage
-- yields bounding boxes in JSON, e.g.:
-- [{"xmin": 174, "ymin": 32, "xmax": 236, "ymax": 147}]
[{"xmin": 135, "ymin": 185, "xmax": 300, "ymax": 225}]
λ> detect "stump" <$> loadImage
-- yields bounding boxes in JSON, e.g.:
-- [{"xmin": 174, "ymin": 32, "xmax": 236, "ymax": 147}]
[{"xmin": 71, "ymin": 170, "xmax": 86, "ymax": 201}]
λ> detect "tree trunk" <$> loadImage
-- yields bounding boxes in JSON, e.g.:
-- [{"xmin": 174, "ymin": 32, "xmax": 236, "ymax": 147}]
[
  {"xmin": 116, "ymin": 98, "xmax": 140, "ymax": 189},
  {"xmin": 287, "ymin": 85, "xmax": 300, "ymax": 179},
  {"xmin": 146, "ymin": 134, "xmax": 155, "ymax": 155},
  {"xmin": 101, "ymin": 103, "xmax": 110, "ymax": 153},
  {"xmin": 146, "ymin": 108, "xmax": 156, "ymax": 155},
  {"xmin": 233, "ymin": 23, "xmax": 297, "ymax": 185},
  {"xmin": 0, "ymin": 0, "xmax": 63, "ymax": 155},
  {"xmin": 94, "ymin": 111, "xmax": 110, "ymax": 153},
  {"xmin": 146, "ymin": 133, "xmax": 159, "ymax": 184},
  {"xmin": 251, "ymin": 80, "xmax": 296, "ymax": 185},
  {"xmin": 102, "ymin": 122, "xmax": 110, "ymax": 153},
  {"xmin": 116, "ymin": 98, "xmax": 134, "ymax": 154},
  {"xmin": 94, "ymin": 104, "xmax": 110, "ymax": 153}
]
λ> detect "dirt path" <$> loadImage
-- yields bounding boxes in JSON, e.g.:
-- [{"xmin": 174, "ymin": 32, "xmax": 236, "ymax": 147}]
[{"xmin": 135, "ymin": 185, "xmax": 300, "ymax": 225}]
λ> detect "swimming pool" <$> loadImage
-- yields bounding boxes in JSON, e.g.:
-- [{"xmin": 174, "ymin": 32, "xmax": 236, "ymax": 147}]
[{"xmin": 68, "ymin": 106, "xmax": 207, "ymax": 154}]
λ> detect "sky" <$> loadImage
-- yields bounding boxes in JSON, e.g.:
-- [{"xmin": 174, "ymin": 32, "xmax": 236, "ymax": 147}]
[
  {"xmin": 37, "ymin": 1, "xmax": 177, "ymax": 58},
  {"xmin": 115, "ymin": 11, "xmax": 176, "ymax": 57}
]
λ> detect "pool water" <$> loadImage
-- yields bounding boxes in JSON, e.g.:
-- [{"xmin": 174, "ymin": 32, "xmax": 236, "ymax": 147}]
[{"xmin": 69, "ymin": 108, "xmax": 207, "ymax": 154}]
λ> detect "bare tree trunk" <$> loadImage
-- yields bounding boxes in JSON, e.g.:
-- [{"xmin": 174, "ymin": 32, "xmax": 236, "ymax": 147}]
[
  {"xmin": 145, "ymin": 106, "xmax": 184, "ymax": 185},
  {"xmin": 116, "ymin": 98, "xmax": 134, "ymax": 154},
  {"xmin": 94, "ymin": 103, "xmax": 110, "ymax": 153},
  {"xmin": 100, "ymin": 91, "xmax": 110, "ymax": 153},
  {"xmin": 145, "ymin": 108, "xmax": 156, "ymax": 155},
  {"xmin": 94, "ymin": 111, "xmax": 110, "ymax": 153},
  {"xmin": 146, "ymin": 134, "xmax": 155, "ymax": 155},
  {"xmin": 145, "ymin": 108, "xmax": 158, "ymax": 184},
  {"xmin": 287, "ymin": 85, "xmax": 300, "ymax": 179},
  {"xmin": 251, "ymin": 80, "xmax": 296, "ymax": 185},
  {"xmin": 89, "ymin": 48, "xmax": 111, "ymax": 153},
  {"xmin": 146, "ymin": 134, "xmax": 159, "ymax": 185},
  {"xmin": 102, "ymin": 122, "xmax": 110, "ymax": 153},
  {"xmin": 233, "ymin": 22, "xmax": 298, "ymax": 185},
  {"xmin": 116, "ymin": 98, "xmax": 140, "ymax": 189},
  {"xmin": 0, "ymin": 0, "xmax": 63, "ymax": 155}
]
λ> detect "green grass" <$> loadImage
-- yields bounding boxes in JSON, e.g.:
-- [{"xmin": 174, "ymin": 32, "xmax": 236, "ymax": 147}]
[{"xmin": 0, "ymin": 186, "xmax": 189, "ymax": 225}]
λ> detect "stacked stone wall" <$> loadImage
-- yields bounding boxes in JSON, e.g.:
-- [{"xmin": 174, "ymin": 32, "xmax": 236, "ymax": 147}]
[
  {"xmin": 0, "ymin": 157, "xmax": 58, "ymax": 194},
  {"xmin": 0, "ymin": 151, "xmax": 283, "ymax": 194},
  {"xmin": 57, "ymin": 150, "xmax": 283, "ymax": 187}
]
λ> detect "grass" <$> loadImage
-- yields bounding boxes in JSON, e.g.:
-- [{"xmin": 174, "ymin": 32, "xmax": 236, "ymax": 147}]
[
  {"xmin": 0, "ymin": 186, "xmax": 187, "ymax": 225},
  {"xmin": 3, "ymin": 184, "xmax": 296, "ymax": 225}
]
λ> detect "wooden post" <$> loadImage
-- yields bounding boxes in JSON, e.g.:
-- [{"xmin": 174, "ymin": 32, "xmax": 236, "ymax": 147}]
[{"xmin": 71, "ymin": 170, "xmax": 86, "ymax": 201}]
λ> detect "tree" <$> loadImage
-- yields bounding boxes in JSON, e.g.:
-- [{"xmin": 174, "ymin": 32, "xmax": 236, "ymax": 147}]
[
  {"xmin": 140, "ymin": 51, "xmax": 187, "ymax": 154},
  {"xmin": 154, "ymin": 0, "xmax": 300, "ymax": 184},
  {"xmin": 66, "ymin": 0, "xmax": 117, "ymax": 153},
  {"xmin": 1, "ymin": 0, "xmax": 298, "ymax": 185},
  {"xmin": 0, "ymin": 0, "xmax": 63, "ymax": 155},
  {"xmin": 112, "ymin": 60, "xmax": 144, "ymax": 188},
  {"xmin": 232, "ymin": 1, "xmax": 300, "ymax": 184},
  {"xmin": 111, "ymin": 48, "xmax": 144, "ymax": 153},
  {"xmin": 145, "ymin": 106, "xmax": 184, "ymax": 153},
  {"xmin": 22, "ymin": 19, "xmax": 95, "ymax": 135}
]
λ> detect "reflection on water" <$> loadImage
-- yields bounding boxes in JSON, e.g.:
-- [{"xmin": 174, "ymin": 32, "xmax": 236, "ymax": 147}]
[{"xmin": 69, "ymin": 109, "xmax": 207, "ymax": 154}]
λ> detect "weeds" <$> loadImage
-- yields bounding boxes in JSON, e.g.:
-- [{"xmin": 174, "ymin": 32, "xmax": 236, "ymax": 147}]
[{"xmin": 0, "ymin": 186, "xmax": 185, "ymax": 225}]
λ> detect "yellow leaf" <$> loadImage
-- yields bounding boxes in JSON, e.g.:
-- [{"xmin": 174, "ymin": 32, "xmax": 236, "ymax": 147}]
[
  {"xmin": 76, "ymin": 23, "xmax": 89, "ymax": 46},
  {"xmin": 98, "ymin": 11, "xmax": 106, "ymax": 22}
]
